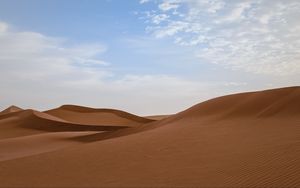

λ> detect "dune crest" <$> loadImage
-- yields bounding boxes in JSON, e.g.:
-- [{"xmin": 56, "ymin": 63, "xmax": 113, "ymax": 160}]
[
  {"xmin": 0, "ymin": 105, "xmax": 23, "ymax": 115},
  {"xmin": 45, "ymin": 104, "xmax": 155, "ymax": 126},
  {"xmin": 0, "ymin": 109, "xmax": 131, "ymax": 134},
  {"xmin": 170, "ymin": 86, "xmax": 300, "ymax": 121},
  {"xmin": 0, "ymin": 108, "xmax": 146, "ymax": 140}
]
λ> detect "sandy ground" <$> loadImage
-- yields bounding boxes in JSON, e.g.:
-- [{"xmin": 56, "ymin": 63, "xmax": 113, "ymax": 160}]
[{"xmin": 0, "ymin": 86, "xmax": 299, "ymax": 187}]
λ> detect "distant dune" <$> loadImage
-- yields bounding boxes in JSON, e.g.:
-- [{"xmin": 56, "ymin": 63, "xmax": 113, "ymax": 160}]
[
  {"xmin": 0, "ymin": 86, "xmax": 299, "ymax": 187},
  {"xmin": 0, "ymin": 105, "xmax": 23, "ymax": 115},
  {"xmin": 0, "ymin": 105, "xmax": 153, "ymax": 140},
  {"xmin": 145, "ymin": 114, "xmax": 170, "ymax": 120},
  {"xmin": 45, "ymin": 104, "xmax": 154, "ymax": 126}
]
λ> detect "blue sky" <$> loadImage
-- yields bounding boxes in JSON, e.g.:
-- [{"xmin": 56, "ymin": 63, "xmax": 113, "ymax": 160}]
[{"xmin": 0, "ymin": 0, "xmax": 299, "ymax": 115}]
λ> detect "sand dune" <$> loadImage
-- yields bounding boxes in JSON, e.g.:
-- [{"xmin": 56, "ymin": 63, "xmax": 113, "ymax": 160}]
[
  {"xmin": 0, "ymin": 86, "xmax": 299, "ymax": 187},
  {"xmin": 0, "ymin": 105, "xmax": 23, "ymax": 115},
  {"xmin": 145, "ymin": 114, "xmax": 170, "ymax": 120},
  {"xmin": 170, "ymin": 86, "xmax": 300, "ymax": 120},
  {"xmin": 0, "ymin": 109, "xmax": 135, "ymax": 140},
  {"xmin": 45, "ymin": 104, "xmax": 154, "ymax": 126},
  {"xmin": 0, "ymin": 110, "xmax": 43, "ymax": 139},
  {"xmin": 0, "ymin": 131, "xmax": 98, "ymax": 162}
]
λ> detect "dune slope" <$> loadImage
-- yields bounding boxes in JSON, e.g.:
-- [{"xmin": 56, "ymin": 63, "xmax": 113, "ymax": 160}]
[
  {"xmin": 45, "ymin": 105, "xmax": 155, "ymax": 126},
  {"xmin": 170, "ymin": 86, "xmax": 300, "ymax": 120},
  {"xmin": 0, "ymin": 105, "xmax": 23, "ymax": 115},
  {"xmin": 0, "ymin": 109, "xmax": 133, "ymax": 139}
]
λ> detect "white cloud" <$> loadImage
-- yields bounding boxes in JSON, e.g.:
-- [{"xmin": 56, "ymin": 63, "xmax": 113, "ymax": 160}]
[
  {"xmin": 0, "ymin": 21, "xmax": 224, "ymax": 115},
  {"xmin": 0, "ymin": 22, "xmax": 8, "ymax": 33},
  {"xmin": 0, "ymin": 23, "xmax": 107, "ymax": 62},
  {"xmin": 187, "ymin": 0, "xmax": 225, "ymax": 14},
  {"xmin": 0, "ymin": 22, "xmax": 109, "ymax": 82},
  {"xmin": 0, "ymin": 22, "xmax": 112, "ymax": 109},
  {"xmin": 259, "ymin": 14, "xmax": 272, "ymax": 24},
  {"xmin": 140, "ymin": 0, "xmax": 300, "ymax": 76},
  {"xmin": 139, "ymin": 0, "xmax": 150, "ymax": 4},
  {"xmin": 152, "ymin": 21, "xmax": 188, "ymax": 38},
  {"xmin": 152, "ymin": 14, "xmax": 169, "ymax": 24},
  {"xmin": 158, "ymin": 0, "xmax": 180, "ymax": 11},
  {"xmin": 221, "ymin": 2, "xmax": 252, "ymax": 22},
  {"xmin": 1, "ymin": 16, "xmax": 299, "ymax": 115}
]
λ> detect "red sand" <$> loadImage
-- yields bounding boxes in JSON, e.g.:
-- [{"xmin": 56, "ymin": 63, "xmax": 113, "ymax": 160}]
[{"xmin": 0, "ymin": 86, "xmax": 299, "ymax": 187}]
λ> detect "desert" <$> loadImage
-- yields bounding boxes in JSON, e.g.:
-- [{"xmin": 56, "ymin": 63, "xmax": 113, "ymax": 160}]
[
  {"xmin": 0, "ymin": 86, "xmax": 299, "ymax": 187},
  {"xmin": 1, "ymin": 1, "xmax": 300, "ymax": 186}
]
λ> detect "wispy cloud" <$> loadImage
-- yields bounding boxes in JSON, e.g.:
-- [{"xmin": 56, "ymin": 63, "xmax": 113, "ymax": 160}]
[
  {"xmin": 158, "ymin": 0, "xmax": 181, "ymax": 11},
  {"xmin": 139, "ymin": 0, "xmax": 150, "ymax": 4},
  {"xmin": 0, "ymin": 21, "xmax": 228, "ymax": 114},
  {"xmin": 0, "ymin": 21, "xmax": 109, "ymax": 81},
  {"xmin": 140, "ymin": 0, "xmax": 300, "ymax": 76},
  {"xmin": 152, "ymin": 14, "xmax": 169, "ymax": 24}
]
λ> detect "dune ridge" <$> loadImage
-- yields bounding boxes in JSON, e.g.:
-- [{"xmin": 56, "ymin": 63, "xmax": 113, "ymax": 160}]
[
  {"xmin": 0, "ymin": 107, "xmax": 150, "ymax": 140},
  {"xmin": 0, "ymin": 86, "xmax": 299, "ymax": 187},
  {"xmin": 169, "ymin": 86, "xmax": 300, "ymax": 121},
  {"xmin": 0, "ymin": 109, "xmax": 131, "ymax": 135},
  {"xmin": 45, "ymin": 104, "xmax": 155, "ymax": 126},
  {"xmin": 0, "ymin": 105, "xmax": 23, "ymax": 115}
]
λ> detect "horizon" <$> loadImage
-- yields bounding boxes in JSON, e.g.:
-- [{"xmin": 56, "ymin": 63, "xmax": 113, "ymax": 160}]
[
  {"xmin": 1, "ymin": 85, "xmax": 299, "ymax": 116},
  {"xmin": 0, "ymin": 0, "xmax": 299, "ymax": 115}
]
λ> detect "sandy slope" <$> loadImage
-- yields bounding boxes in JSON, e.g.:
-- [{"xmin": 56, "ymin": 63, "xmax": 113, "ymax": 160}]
[
  {"xmin": 171, "ymin": 86, "xmax": 300, "ymax": 120},
  {"xmin": 0, "ymin": 86, "xmax": 299, "ymax": 187},
  {"xmin": 0, "ymin": 105, "xmax": 23, "ymax": 115},
  {"xmin": 0, "ymin": 110, "xmax": 43, "ymax": 139},
  {"xmin": 45, "ymin": 104, "xmax": 154, "ymax": 126},
  {"xmin": 0, "ymin": 131, "xmax": 98, "ymax": 162},
  {"xmin": 0, "ymin": 109, "xmax": 131, "ymax": 139},
  {"xmin": 145, "ymin": 114, "xmax": 170, "ymax": 120}
]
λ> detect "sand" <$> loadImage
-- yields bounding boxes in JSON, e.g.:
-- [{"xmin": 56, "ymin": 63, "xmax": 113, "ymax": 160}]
[
  {"xmin": 0, "ymin": 105, "xmax": 23, "ymax": 115},
  {"xmin": 0, "ymin": 86, "xmax": 299, "ymax": 187},
  {"xmin": 145, "ymin": 114, "xmax": 170, "ymax": 120},
  {"xmin": 45, "ymin": 104, "xmax": 154, "ymax": 126}
]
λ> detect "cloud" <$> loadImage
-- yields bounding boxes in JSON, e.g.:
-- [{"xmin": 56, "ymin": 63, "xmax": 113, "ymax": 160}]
[
  {"xmin": 152, "ymin": 21, "xmax": 188, "ymax": 38},
  {"xmin": 152, "ymin": 14, "xmax": 169, "ymax": 24},
  {"xmin": 158, "ymin": 0, "xmax": 180, "ymax": 11},
  {"xmin": 0, "ymin": 21, "xmax": 111, "ymax": 108},
  {"xmin": 187, "ymin": 0, "xmax": 225, "ymax": 14},
  {"xmin": 139, "ymin": 0, "xmax": 150, "ymax": 4},
  {"xmin": 1, "ymin": 18, "xmax": 298, "ymax": 115},
  {"xmin": 0, "ymin": 22, "xmax": 8, "ymax": 33},
  {"xmin": 140, "ymin": 0, "xmax": 300, "ymax": 76},
  {"xmin": 221, "ymin": 2, "xmax": 252, "ymax": 22},
  {"xmin": 0, "ymin": 21, "xmax": 225, "ymax": 115},
  {"xmin": 0, "ymin": 22, "xmax": 111, "ymax": 88}
]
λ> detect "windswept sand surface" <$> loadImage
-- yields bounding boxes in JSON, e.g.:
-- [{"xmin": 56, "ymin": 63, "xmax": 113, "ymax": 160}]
[{"xmin": 0, "ymin": 87, "xmax": 299, "ymax": 187}]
